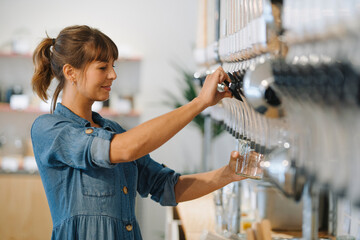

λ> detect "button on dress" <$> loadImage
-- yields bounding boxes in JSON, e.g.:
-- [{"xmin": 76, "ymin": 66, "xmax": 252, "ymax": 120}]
[{"xmin": 31, "ymin": 103, "xmax": 180, "ymax": 240}]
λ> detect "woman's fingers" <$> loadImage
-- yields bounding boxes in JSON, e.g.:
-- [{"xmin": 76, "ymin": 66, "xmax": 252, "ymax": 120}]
[
  {"xmin": 198, "ymin": 66, "xmax": 232, "ymax": 107},
  {"xmin": 213, "ymin": 66, "xmax": 231, "ymax": 84},
  {"xmin": 229, "ymin": 151, "xmax": 247, "ymax": 181},
  {"xmin": 219, "ymin": 89, "xmax": 233, "ymax": 99},
  {"xmin": 229, "ymin": 151, "xmax": 241, "ymax": 171},
  {"xmin": 231, "ymin": 150, "xmax": 240, "ymax": 161},
  {"xmin": 212, "ymin": 68, "xmax": 233, "ymax": 98}
]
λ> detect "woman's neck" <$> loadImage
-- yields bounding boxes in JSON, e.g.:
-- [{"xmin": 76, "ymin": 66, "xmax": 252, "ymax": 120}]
[
  {"xmin": 61, "ymin": 98, "xmax": 100, "ymax": 127},
  {"xmin": 61, "ymin": 86, "xmax": 101, "ymax": 127}
]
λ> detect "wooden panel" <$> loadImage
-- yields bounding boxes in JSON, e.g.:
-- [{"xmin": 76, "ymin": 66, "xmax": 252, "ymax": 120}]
[
  {"xmin": 176, "ymin": 193, "xmax": 216, "ymax": 240},
  {"xmin": 0, "ymin": 174, "xmax": 52, "ymax": 240}
]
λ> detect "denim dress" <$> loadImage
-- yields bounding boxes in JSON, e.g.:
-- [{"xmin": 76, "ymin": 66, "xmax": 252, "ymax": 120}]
[{"xmin": 31, "ymin": 103, "xmax": 180, "ymax": 240}]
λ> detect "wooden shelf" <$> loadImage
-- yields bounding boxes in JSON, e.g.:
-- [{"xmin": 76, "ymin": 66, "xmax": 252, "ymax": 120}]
[
  {"xmin": 0, "ymin": 103, "xmax": 42, "ymax": 114},
  {"xmin": 0, "ymin": 103, "xmax": 140, "ymax": 118},
  {"xmin": 0, "ymin": 52, "xmax": 32, "ymax": 58},
  {"xmin": 117, "ymin": 56, "xmax": 142, "ymax": 62}
]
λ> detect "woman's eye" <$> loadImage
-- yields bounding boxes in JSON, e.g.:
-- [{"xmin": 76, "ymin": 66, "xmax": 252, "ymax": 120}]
[{"xmin": 99, "ymin": 67, "xmax": 107, "ymax": 70}]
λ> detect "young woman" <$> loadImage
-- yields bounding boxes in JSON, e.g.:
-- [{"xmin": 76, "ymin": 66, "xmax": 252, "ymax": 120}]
[{"xmin": 31, "ymin": 25, "xmax": 245, "ymax": 240}]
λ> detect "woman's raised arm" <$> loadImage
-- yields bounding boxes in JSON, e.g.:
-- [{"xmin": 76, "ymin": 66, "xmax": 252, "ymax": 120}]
[{"xmin": 109, "ymin": 67, "xmax": 232, "ymax": 163}]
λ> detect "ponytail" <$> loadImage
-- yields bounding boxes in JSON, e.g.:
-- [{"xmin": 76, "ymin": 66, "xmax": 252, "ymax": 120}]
[{"xmin": 31, "ymin": 38, "xmax": 56, "ymax": 112}]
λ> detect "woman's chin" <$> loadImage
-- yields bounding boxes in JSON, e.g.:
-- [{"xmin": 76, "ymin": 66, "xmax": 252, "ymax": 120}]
[{"xmin": 96, "ymin": 94, "xmax": 110, "ymax": 102}]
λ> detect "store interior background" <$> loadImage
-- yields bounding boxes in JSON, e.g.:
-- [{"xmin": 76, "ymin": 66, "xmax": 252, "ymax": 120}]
[{"xmin": 0, "ymin": 0, "xmax": 235, "ymax": 239}]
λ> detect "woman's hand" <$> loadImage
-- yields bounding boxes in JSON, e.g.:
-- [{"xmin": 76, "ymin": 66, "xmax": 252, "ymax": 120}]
[
  {"xmin": 226, "ymin": 151, "xmax": 248, "ymax": 182},
  {"xmin": 175, "ymin": 150, "xmax": 247, "ymax": 203},
  {"xmin": 196, "ymin": 67, "xmax": 232, "ymax": 108}
]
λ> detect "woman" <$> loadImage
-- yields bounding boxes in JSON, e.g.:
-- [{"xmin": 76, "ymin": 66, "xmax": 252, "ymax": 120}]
[{"xmin": 31, "ymin": 25, "xmax": 245, "ymax": 240}]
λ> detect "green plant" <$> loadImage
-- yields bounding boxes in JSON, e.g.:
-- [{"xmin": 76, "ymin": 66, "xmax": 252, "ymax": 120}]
[{"xmin": 163, "ymin": 66, "xmax": 224, "ymax": 139}]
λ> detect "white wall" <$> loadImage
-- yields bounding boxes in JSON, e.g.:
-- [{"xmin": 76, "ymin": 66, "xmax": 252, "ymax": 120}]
[{"xmin": 0, "ymin": 1, "xmax": 235, "ymax": 239}]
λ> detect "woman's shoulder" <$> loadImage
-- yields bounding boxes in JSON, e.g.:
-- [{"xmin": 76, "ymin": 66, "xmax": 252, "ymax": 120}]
[
  {"xmin": 31, "ymin": 113, "xmax": 72, "ymax": 137},
  {"xmin": 33, "ymin": 113, "xmax": 71, "ymax": 127}
]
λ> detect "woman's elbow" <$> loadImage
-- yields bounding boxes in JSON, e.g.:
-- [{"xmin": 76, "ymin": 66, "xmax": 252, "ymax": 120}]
[
  {"xmin": 109, "ymin": 145, "xmax": 135, "ymax": 163},
  {"xmin": 109, "ymin": 134, "xmax": 142, "ymax": 163}
]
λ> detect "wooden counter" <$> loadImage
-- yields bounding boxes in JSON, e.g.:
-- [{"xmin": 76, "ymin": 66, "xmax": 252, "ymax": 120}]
[{"xmin": 0, "ymin": 174, "xmax": 52, "ymax": 240}]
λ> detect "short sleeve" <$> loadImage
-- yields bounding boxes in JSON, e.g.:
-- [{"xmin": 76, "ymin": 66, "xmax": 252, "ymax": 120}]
[
  {"xmin": 136, "ymin": 155, "xmax": 181, "ymax": 206},
  {"xmin": 31, "ymin": 115, "xmax": 116, "ymax": 170}
]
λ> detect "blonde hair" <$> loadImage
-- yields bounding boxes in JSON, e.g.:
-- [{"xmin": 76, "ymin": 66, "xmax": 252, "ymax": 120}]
[{"xmin": 31, "ymin": 25, "xmax": 118, "ymax": 112}]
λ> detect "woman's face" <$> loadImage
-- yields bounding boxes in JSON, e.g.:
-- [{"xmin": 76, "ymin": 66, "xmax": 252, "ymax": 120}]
[{"xmin": 77, "ymin": 60, "xmax": 117, "ymax": 102}]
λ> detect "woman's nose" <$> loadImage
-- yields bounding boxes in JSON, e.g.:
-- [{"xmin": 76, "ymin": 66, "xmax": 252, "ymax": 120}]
[{"xmin": 109, "ymin": 67, "xmax": 117, "ymax": 80}]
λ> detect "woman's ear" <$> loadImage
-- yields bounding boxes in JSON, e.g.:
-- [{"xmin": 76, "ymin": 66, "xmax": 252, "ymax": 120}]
[{"xmin": 63, "ymin": 64, "xmax": 77, "ymax": 84}]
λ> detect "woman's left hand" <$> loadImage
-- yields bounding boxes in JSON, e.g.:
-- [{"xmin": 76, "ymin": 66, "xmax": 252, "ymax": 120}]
[{"xmin": 227, "ymin": 151, "xmax": 248, "ymax": 182}]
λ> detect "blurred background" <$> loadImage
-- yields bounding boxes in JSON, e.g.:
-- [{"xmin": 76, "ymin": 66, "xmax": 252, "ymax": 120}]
[{"xmin": 3, "ymin": 0, "xmax": 360, "ymax": 240}]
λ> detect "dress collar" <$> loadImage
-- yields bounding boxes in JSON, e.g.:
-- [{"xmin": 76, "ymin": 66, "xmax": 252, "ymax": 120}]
[{"xmin": 54, "ymin": 102, "xmax": 114, "ymax": 130}]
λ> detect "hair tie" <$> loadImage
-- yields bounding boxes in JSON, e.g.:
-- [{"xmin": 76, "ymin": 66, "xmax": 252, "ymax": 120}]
[{"xmin": 52, "ymin": 38, "xmax": 55, "ymax": 46}]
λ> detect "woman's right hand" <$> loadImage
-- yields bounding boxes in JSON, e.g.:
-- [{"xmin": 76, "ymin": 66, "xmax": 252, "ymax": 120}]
[{"xmin": 196, "ymin": 67, "xmax": 233, "ymax": 107}]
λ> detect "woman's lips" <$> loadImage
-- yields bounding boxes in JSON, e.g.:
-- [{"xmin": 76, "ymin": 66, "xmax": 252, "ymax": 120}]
[{"xmin": 101, "ymin": 86, "xmax": 111, "ymax": 91}]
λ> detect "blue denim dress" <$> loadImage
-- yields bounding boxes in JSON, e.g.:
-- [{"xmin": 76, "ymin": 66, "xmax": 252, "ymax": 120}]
[{"xmin": 31, "ymin": 103, "xmax": 180, "ymax": 240}]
